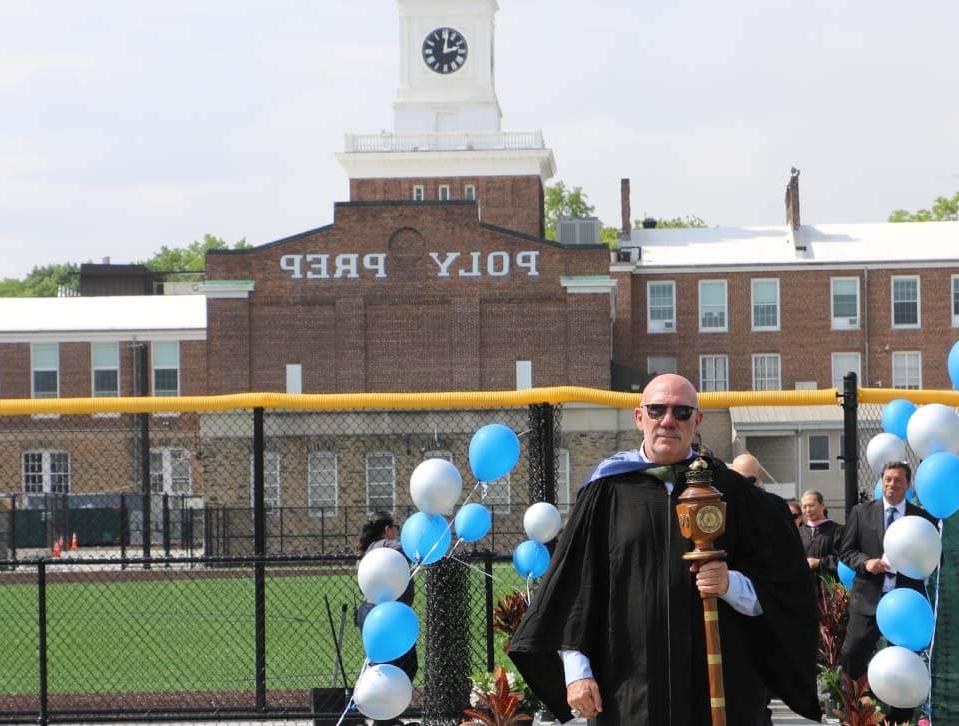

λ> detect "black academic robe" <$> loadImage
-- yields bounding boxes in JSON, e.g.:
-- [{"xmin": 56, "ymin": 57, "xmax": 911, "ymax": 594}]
[
  {"xmin": 799, "ymin": 520, "xmax": 844, "ymax": 584},
  {"xmin": 508, "ymin": 460, "xmax": 821, "ymax": 725}
]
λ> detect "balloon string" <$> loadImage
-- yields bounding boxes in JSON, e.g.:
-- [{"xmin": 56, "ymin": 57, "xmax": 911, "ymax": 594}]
[
  {"xmin": 526, "ymin": 574, "xmax": 533, "ymax": 605},
  {"xmin": 334, "ymin": 658, "xmax": 369, "ymax": 726},
  {"xmin": 446, "ymin": 553, "xmax": 509, "ymax": 585},
  {"xmin": 409, "ymin": 481, "xmax": 486, "ymax": 578}
]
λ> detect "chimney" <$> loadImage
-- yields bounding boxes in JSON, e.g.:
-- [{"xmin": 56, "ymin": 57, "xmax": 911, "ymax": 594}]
[
  {"xmin": 785, "ymin": 168, "xmax": 801, "ymax": 230},
  {"xmin": 620, "ymin": 178, "xmax": 631, "ymax": 236}
]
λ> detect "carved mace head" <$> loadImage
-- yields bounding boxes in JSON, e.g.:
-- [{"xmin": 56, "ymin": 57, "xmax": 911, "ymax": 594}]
[{"xmin": 676, "ymin": 457, "xmax": 727, "ymax": 562}]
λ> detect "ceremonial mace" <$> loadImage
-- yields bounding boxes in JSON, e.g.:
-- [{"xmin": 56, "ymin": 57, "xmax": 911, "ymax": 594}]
[{"xmin": 675, "ymin": 458, "xmax": 727, "ymax": 726}]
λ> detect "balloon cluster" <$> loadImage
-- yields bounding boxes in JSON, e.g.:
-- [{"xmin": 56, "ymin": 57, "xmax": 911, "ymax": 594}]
[{"xmin": 351, "ymin": 423, "xmax": 526, "ymax": 721}]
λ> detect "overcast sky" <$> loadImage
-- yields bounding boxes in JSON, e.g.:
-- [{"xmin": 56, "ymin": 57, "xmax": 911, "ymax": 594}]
[{"xmin": 2, "ymin": 0, "xmax": 957, "ymax": 279}]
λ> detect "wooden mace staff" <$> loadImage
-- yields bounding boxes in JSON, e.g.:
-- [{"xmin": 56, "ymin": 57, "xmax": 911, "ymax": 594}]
[{"xmin": 675, "ymin": 457, "xmax": 727, "ymax": 726}]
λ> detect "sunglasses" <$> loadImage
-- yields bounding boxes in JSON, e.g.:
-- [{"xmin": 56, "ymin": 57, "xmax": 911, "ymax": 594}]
[{"xmin": 642, "ymin": 404, "xmax": 697, "ymax": 421}]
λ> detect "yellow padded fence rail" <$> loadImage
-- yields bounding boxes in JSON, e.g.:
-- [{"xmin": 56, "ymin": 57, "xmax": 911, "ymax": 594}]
[
  {"xmin": 0, "ymin": 387, "xmax": 953, "ymax": 417},
  {"xmin": 0, "ymin": 386, "xmax": 847, "ymax": 416}
]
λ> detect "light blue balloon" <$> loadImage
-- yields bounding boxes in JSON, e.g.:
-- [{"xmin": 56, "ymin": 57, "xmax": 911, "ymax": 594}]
[
  {"xmin": 513, "ymin": 539, "xmax": 550, "ymax": 579},
  {"xmin": 469, "ymin": 424, "xmax": 521, "ymax": 482},
  {"xmin": 874, "ymin": 479, "xmax": 882, "ymax": 501},
  {"xmin": 838, "ymin": 561, "xmax": 855, "ymax": 590},
  {"xmin": 400, "ymin": 512, "xmax": 452, "ymax": 565},
  {"xmin": 877, "ymin": 588, "xmax": 934, "ymax": 651},
  {"xmin": 915, "ymin": 451, "xmax": 959, "ymax": 519},
  {"xmin": 948, "ymin": 340, "xmax": 959, "ymax": 391},
  {"xmin": 362, "ymin": 601, "xmax": 419, "ymax": 663},
  {"xmin": 882, "ymin": 399, "xmax": 918, "ymax": 441},
  {"xmin": 454, "ymin": 503, "xmax": 492, "ymax": 543}
]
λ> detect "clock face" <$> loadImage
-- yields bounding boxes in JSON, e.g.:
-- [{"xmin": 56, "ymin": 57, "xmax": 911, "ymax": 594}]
[{"xmin": 422, "ymin": 27, "xmax": 468, "ymax": 74}]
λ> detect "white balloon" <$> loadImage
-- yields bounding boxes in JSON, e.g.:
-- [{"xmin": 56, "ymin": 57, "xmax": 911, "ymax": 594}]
[
  {"xmin": 884, "ymin": 515, "xmax": 941, "ymax": 580},
  {"xmin": 867, "ymin": 646, "xmax": 930, "ymax": 709},
  {"xmin": 866, "ymin": 433, "xmax": 907, "ymax": 475},
  {"xmin": 907, "ymin": 404, "xmax": 959, "ymax": 459},
  {"xmin": 523, "ymin": 502, "xmax": 563, "ymax": 544},
  {"xmin": 358, "ymin": 547, "xmax": 410, "ymax": 604},
  {"xmin": 353, "ymin": 663, "xmax": 413, "ymax": 721},
  {"xmin": 410, "ymin": 458, "xmax": 463, "ymax": 515}
]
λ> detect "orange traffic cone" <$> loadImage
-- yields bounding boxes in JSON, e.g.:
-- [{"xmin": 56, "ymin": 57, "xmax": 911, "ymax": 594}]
[
  {"xmin": 70, "ymin": 532, "xmax": 79, "ymax": 550},
  {"xmin": 51, "ymin": 538, "xmax": 61, "ymax": 558}
]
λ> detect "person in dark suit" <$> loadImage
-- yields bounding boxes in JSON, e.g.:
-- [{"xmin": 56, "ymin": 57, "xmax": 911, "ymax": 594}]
[{"xmin": 839, "ymin": 461, "xmax": 938, "ymax": 724}]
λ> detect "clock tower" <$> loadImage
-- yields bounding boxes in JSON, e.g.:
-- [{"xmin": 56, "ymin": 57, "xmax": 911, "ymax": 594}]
[
  {"xmin": 336, "ymin": 0, "xmax": 556, "ymax": 237},
  {"xmin": 394, "ymin": 0, "xmax": 501, "ymax": 133}
]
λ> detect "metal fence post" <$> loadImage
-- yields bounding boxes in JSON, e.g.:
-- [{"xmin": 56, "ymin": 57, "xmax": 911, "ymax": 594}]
[
  {"xmin": 119, "ymin": 493, "xmax": 128, "ymax": 569},
  {"xmin": 38, "ymin": 558, "xmax": 49, "ymax": 726},
  {"xmin": 424, "ymin": 558, "xmax": 471, "ymax": 724},
  {"xmin": 162, "ymin": 494, "xmax": 171, "ymax": 559},
  {"xmin": 137, "ymin": 343, "xmax": 152, "ymax": 564},
  {"xmin": 252, "ymin": 407, "xmax": 267, "ymax": 711},
  {"xmin": 842, "ymin": 371, "xmax": 859, "ymax": 519},
  {"xmin": 9, "ymin": 494, "xmax": 17, "ymax": 567},
  {"xmin": 527, "ymin": 404, "xmax": 556, "ymax": 504},
  {"xmin": 484, "ymin": 553, "xmax": 494, "ymax": 672}
]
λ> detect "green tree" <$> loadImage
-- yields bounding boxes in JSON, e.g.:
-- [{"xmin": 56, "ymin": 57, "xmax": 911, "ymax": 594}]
[
  {"xmin": 143, "ymin": 233, "xmax": 250, "ymax": 272},
  {"xmin": 0, "ymin": 263, "xmax": 80, "ymax": 298},
  {"xmin": 889, "ymin": 191, "xmax": 959, "ymax": 222},
  {"xmin": 635, "ymin": 215, "xmax": 707, "ymax": 229},
  {"xmin": 544, "ymin": 182, "xmax": 596, "ymax": 240}
]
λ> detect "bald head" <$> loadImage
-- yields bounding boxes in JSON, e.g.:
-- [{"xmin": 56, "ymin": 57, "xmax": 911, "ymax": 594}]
[
  {"xmin": 731, "ymin": 453, "xmax": 763, "ymax": 486},
  {"xmin": 634, "ymin": 374, "xmax": 703, "ymax": 464}
]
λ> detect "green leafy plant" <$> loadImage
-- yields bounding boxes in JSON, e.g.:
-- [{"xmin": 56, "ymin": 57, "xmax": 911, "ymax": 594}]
[
  {"xmin": 832, "ymin": 671, "xmax": 884, "ymax": 726},
  {"xmin": 818, "ymin": 575, "xmax": 850, "ymax": 670},
  {"xmin": 462, "ymin": 666, "xmax": 533, "ymax": 725},
  {"xmin": 492, "ymin": 590, "xmax": 529, "ymax": 652}
]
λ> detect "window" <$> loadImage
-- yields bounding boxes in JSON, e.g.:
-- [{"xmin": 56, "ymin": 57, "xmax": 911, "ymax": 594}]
[
  {"xmin": 483, "ymin": 474, "xmax": 511, "ymax": 513},
  {"xmin": 647, "ymin": 281, "xmax": 676, "ymax": 332},
  {"xmin": 699, "ymin": 280, "xmax": 728, "ymax": 332},
  {"xmin": 152, "ymin": 341, "xmax": 179, "ymax": 396},
  {"xmin": 891, "ymin": 276, "xmax": 920, "ymax": 328},
  {"xmin": 831, "ymin": 353, "xmax": 861, "ymax": 389},
  {"xmin": 751, "ymin": 279, "xmax": 780, "ymax": 330},
  {"xmin": 308, "ymin": 452, "xmax": 338, "ymax": 515},
  {"xmin": 700, "ymin": 355, "xmax": 729, "ymax": 392},
  {"xmin": 556, "ymin": 448, "xmax": 571, "ymax": 510},
  {"xmin": 892, "ymin": 351, "xmax": 922, "ymax": 389},
  {"xmin": 412, "ymin": 185, "xmax": 425, "ymax": 202},
  {"xmin": 92, "ymin": 342, "xmax": 120, "ymax": 397},
  {"xmin": 150, "ymin": 448, "xmax": 192, "ymax": 494},
  {"xmin": 366, "ymin": 452, "xmax": 395, "ymax": 512},
  {"xmin": 831, "ymin": 277, "xmax": 860, "ymax": 329},
  {"xmin": 22, "ymin": 451, "xmax": 70, "ymax": 494},
  {"xmin": 752, "ymin": 354, "xmax": 781, "ymax": 391},
  {"xmin": 464, "ymin": 184, "xmax": 476, "ymax": 201},
  {"xmin": 438, "ymin": 185, "xmax": 450, "ymax": 201},
  {"xmin": 647, "ymin": 356, "xmax": 677, "ymax": 375},
  {"xmin": 952, "ymin": 275, "xmax": 959, "ymax": 326},
  {"xmin": 31, "ymin": 343, "xmax": 59, "ymax": 398},
  {"xmin": 809, "ymin": 435, "xmax": 829, "ymax": 471},
  {"xmin": 250, "ymin": 452, "xmax": 281, "ymax": 513}
]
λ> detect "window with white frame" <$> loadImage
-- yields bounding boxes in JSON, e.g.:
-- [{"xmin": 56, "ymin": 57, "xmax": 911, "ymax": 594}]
[
  {"xmin": 31, "ymin": 343, "xmax": 59, "ymax": 398},
  {"xmin": 891, "ymin": 276, "xmax": 920, "ymax": 328},
  {"xmin": 483, "ymin": 474, "xmax": 511, "ymax": 512},
  {"xmin": 809, "ymin": 435, "xmax": 830, "ymax": 471},
  {"xmin": 92, "ymin": 342, "xmax": 120, "ymax": 397},
  {"xmin": 952, "ymin": 275, "xmax": 959, "ymax": 326},
  {"xmin": 308, "ymin": 451, "xmax": 338, "ymax": 515},
  {"xmin": 831, "ymin": 352, "xmax": 861, "ymax": 390},
  {"xmin": 556, "ymin": 448, "xmax": 571, "ymax": 511},
  {"xmin": 700, "ymin": 355, "xmax": 729, "ymax": 392},
  {"xmin": 751, "ymin": 279, "xmax": 780, "ymax": 330},
  {"xmin": 152, "ymin": 342, "xmax": 180, "ymax": 396},
  {"xmin": 438, "ymin": 185, "xmax": 450, "ymax": 201},
  {"xmin": 699, "ymin": 280, "xmax": 728, "ymax": 332},
  {"xmin": 831, "ymin": 277, "xmax": 860, "ymax": 329},
  {"xmin": 412, "ymin": 185, "xmax": 425, "ymax": 202},
  {"xmin": 892, "ymin": 351, "xmax": 922, "ymax": 389},
  {"xmin": 647, "ymin": 356, "xmax": 677, "ymax": 375},
  {"xmin": 366, "ymin": 452, "xmax": 395, "ymax": 512},
  {"xmin": 150, "ymin": 448, "xmax": 192, "ymax": 494},
  {"xmin": 250, "ymin": 451, "xmax": 281, "ymax": 513},
  {"xmin": 464, "ymin": 184, "xmax": 476, "ymax": 201},
  {"xmin": 22, "ymin": 451, "xmax": 70, "ymax": 494},
  {"xmin": 647, "ymin": 281, "xmax": 676, "ymax": 332},
  {"xmin": 752, "ymin": 354, "xmax": 782, "ymax": 391}
]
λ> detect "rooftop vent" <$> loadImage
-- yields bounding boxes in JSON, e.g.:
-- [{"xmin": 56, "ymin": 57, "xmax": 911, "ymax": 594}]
[{"xmin": 557, "ymin": 216, "xmax": 602, "ymax": 245}]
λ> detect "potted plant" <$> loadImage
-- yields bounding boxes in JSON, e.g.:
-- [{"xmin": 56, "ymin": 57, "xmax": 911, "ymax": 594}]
[{"xmin": 462, "ymin": 666, "xmax": 533, "ymax": 725}]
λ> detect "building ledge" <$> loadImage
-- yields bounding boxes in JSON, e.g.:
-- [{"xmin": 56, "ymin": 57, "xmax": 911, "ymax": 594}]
[{"xmin": 204, "ymin": 280, "xmax": 255, "ymax": 299}]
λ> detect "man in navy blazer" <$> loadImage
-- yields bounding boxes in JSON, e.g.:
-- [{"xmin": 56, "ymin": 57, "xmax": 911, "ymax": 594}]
[{"xmin": 839, "ymin": 460, "xmax": 938, "ymax": 724}]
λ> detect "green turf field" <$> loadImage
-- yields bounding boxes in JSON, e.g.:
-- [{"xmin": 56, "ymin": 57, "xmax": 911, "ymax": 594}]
[{"xmin": 0, "ymin": 562, "xmax": 525, "ymax": 696}]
